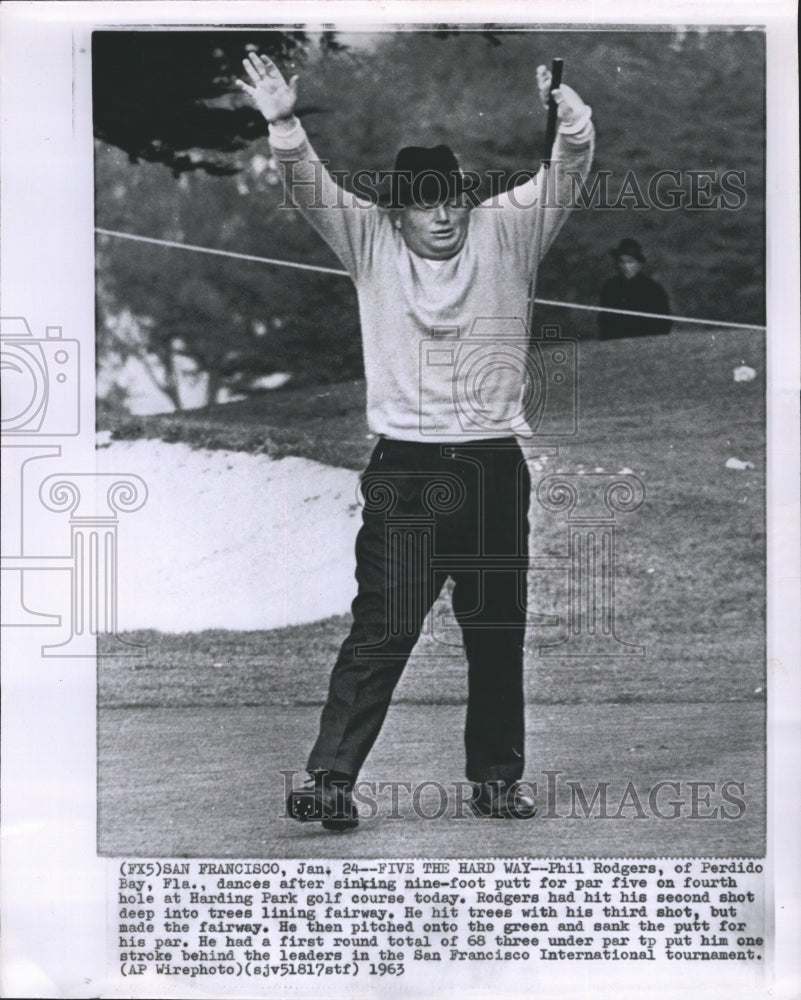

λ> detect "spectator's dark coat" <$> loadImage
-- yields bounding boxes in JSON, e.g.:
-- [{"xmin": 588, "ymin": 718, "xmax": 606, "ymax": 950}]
[{"xmin": 599, "ymin": 272, "xmax": 672, "ymax": 339}]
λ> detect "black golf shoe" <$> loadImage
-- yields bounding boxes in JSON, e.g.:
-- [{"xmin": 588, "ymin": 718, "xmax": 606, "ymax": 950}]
[
  {"xmin": 286, "ymin": 770, "xmax": 359, "ymax": 832},
  {"xmin": 469, "ymin": 780, "xmax": 537, "ymax": 819}
]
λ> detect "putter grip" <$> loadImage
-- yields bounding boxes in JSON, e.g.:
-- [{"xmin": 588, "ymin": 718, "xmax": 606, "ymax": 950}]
[{"xmin": 544, "ymin": 58, "xmax": 564, "ymax": 161}]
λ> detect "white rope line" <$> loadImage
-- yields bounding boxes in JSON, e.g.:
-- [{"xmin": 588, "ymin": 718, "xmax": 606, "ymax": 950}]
[
  {"xmin": 95, "ymin": 227, "xmax": 767, "ymax": 332},
  {"xmin": 95, "ymin": 228, "xmax": 350, "ymax": 278},
  {"xmin": 535, "ymin": 298, "xmax": 765, "ymax": 331}
]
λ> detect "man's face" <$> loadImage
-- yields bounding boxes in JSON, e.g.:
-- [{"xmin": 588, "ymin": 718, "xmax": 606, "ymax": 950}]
[
  {"xmin": 615, "ymin": 254, "xmax": 643, "ymax": 279},
  {"xmin": 398, "ymin": 200, "xmax": 471, "ymax": 260}
]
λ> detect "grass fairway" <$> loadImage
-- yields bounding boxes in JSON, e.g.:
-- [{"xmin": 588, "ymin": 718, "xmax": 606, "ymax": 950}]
[
  {"xmin": 98, "ymin": 328, "xmax": 766, "ymax": 857},
  {"xmin": 99, "ymin": 703, "xmax": 763, "ymax": 858}
]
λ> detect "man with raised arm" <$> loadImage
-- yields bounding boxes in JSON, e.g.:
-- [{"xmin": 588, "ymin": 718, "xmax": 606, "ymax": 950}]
[{"xmin": 238, "ymin": 52, "xmax": 594, "ymax": 829}]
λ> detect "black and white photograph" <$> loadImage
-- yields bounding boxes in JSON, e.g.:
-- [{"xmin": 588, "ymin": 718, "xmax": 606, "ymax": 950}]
[
  {"xmin": 91, "ymin": 23, "xmax": 768, "ymax": 859},
  {"xmin": 0, "ymin": 2, "xmax": 798, "ymax": 997}
]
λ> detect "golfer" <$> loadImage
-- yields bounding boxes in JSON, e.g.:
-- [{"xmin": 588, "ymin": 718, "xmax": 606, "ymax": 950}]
[{"xmin": 238, "ymin": 53, "xmax": 594, "ymax": 828}]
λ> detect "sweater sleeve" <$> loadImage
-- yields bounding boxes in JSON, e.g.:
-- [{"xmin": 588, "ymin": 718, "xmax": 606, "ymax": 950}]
[
  {"xmin": 478, "ymin": 116, "xmax": 595, "ymax": 275},
  {"xmin": 268, "ymin": 117, "xmax": 378, "ymax": 279}
]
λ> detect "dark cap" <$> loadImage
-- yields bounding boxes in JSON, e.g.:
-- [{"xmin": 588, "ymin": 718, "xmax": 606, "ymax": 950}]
[
  {"xmin": 390, "ymin": 144, "xmax": 465, "ymax": 208},
  {"xmin": 610, "ymin": 238, "xmax": 646, "ymax": 262}
]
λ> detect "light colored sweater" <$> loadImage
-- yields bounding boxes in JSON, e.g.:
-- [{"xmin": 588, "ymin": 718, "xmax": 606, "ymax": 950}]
[{"xmin": 269, "ymin": 115, "xmax": 594, "ymax": 442}]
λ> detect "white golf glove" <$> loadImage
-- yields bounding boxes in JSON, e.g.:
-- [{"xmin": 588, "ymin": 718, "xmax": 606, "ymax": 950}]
[{"xmin": 536, "ymin": 65, "xmax": 592, "ymax": 135}]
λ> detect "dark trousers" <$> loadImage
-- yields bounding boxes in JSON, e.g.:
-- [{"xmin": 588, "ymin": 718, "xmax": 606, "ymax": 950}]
[{"xmin": 307, "ymin": 436, "xmax": 531, "ymax": 784}]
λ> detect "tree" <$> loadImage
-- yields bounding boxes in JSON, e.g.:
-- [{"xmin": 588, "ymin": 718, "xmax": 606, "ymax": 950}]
[
  {"xmin": 94, "ymin": 30, "xmax": 364, "ymax": 411},
  {"xmin": 92, "ymin": 30, "xmax": 343, "ymax": 175},
  {"xmin": 95, "ymin": 138, "xmax": 362, "ymax": 410}
]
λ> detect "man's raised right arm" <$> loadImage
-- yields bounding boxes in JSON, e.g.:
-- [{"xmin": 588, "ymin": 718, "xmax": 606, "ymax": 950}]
[{"xmin": 237, "ymin": 53, "xmax": 375, "ymax": 276}]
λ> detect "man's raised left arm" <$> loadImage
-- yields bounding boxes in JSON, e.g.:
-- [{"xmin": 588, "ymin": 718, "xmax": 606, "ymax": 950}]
[{"xmin": 487, "ymin": 65, "xmax": 595, "ymax": 268}]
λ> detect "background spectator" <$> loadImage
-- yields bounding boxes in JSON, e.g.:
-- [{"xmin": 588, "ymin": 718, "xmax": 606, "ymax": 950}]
[{"xmin": 599, "ymin": 237, "xmax": 672, "ymax": 339}]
